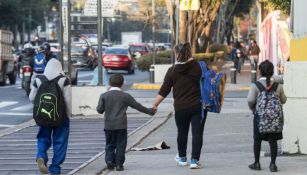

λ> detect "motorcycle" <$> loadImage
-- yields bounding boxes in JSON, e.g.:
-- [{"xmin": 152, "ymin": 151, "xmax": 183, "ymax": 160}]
[{"xmin": 20, "ymin": 65, "xmax": 33, "ymax": 96}]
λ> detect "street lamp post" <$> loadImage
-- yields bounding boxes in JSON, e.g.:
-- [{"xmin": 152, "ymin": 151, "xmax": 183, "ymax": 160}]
[
  {"xmin": 152, "ymin": 0, "xmax": 156, "ymax": 65},
  {"xmin": 97, "ymin": 0, "xmax": 103, "ymax": 86}
]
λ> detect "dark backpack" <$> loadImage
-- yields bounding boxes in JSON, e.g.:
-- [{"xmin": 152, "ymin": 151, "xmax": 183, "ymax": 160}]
[
  {"xmin": 33, "ymin": 75, "xmax": 66, "ymax": 127},
  {"xmin": 34, "ymin": 53, "xmax": 47, "ymax": 73},
  {"xmin": 255, "ymin": 82, "xmax": 284, "ymax": 134},
  {"xmin": 199, "ymin": 61, "xmax": 224, "ymax": 115}
]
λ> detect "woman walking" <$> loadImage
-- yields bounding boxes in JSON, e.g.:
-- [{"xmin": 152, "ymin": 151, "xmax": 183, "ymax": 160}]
[
  {"xmin": 247, "ymin": 60, "xmax": 287, "ymax": 172},
  {"xmin": 152, "ymin": 43, "xmax": 207, "ymax": 169}
]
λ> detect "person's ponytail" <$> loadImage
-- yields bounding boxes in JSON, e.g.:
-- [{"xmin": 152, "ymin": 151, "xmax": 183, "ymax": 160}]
[{"xmin": 266, "ymin": 76, "xmax": 271, "ymax": 88}]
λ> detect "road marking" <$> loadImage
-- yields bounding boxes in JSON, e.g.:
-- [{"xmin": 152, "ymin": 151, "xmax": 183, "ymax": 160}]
[
  {"xmin": 0, "ymin": 85, "xmax": 21, "ymax": 89},
  {"xmin": 11, "ymin": 104, "xmax": 33, "ymax": 111},
  {"xmin": 0, "ymin": 112, "xmax": 32, "ymax": 116},
  {"xmin": 0, "ymin": 124, "xmax": 15, "ymax": 128},
  {"xmin": 0, "ymin": 102, "xmax": 18, "ymax": 109},
  {"xmin": 78, "ymin": 72, "xmax": 94, "ymax": 78}
]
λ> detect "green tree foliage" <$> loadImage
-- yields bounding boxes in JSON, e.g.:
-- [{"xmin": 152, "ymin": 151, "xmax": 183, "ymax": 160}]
[
  {"xmin": 266, "ymin": 0, "xmax": 291, "ymax": 14},
  {"xmin": 0, "ymin": 0, "xmax": 52, "ymax": 44}
]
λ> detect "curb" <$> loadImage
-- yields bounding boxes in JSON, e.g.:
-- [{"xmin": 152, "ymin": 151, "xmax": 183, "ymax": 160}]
[
  {"xmin": 132, "ymin": 82, "xmax": 251, "ymax": 91},
  {"xmin": 131, "ymin": 83, "xmax": 161, "ymax": 90},
  {"xmin": 72, "ymin": 112, "xmax": 173, "ymax": 175},
  {"xmin": 0, "ymin": 119, "xmax": 35, "ymax": 137}
]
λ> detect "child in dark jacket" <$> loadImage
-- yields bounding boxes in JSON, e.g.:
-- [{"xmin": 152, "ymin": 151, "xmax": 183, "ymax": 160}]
[{"xmin": 96, "ymin": 74, "xmax": 156, "ymax": 171}]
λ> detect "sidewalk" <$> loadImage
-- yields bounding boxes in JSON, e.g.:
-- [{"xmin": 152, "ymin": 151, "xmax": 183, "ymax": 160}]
[
  {"xmin": 132, "ymin": 61, "xmax": 254, "ymax": 91},
  {"xmin": 103, "ymin": 98, "xmax": 307, "ymax": 175}
]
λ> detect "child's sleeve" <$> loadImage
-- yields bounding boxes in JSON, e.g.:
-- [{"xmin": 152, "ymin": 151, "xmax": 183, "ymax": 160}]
[
  {"xmin": 127, "ymin": 94, "xmax": 152, "ymax": 115},
  {"xmin": 96, "ymin": 94, "xmax": 105, "ymax": 114}
]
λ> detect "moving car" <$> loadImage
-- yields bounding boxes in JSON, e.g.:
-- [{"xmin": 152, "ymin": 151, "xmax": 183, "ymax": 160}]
[
  {"xmin": 71, "ymin": 45, "xmax": 97, "ymax": 69},
  {"xmin": 102, "ymin": 47, "xmax": 135, "ymax": 74},
  {"xmin": 128, "ymin": 44, "xmax": 151, "ymax": 56}
]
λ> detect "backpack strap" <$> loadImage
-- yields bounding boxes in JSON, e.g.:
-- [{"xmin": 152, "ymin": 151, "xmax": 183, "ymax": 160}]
[
  {"xmin": 198, "ymin": 61, "xmax": 208, "ymax": 77},
  {"xmin": 271, "ymin": 82, "xmax": 279, "ymax": 92},
  {"xmin": 255, "ymin": 81, "xmax": 266, "ymax": 92}
]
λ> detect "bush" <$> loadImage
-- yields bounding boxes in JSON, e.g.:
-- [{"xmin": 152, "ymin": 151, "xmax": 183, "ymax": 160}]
[
  {"xmin": 137, "ymin": 51, "xmax": 172, "ymax": 71},
  {"xmin": 194, "ymin": 51, "xmax": 226, "ymax": 72},
  {"xmin": 208, "ymin": 43, "xmax": 229, "ymax": 54}
]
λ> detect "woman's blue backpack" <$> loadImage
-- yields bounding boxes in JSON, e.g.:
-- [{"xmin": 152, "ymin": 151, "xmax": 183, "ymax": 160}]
[{"xmin": 199, "ymin": 61, "xmax": 224, "ymax": 114}]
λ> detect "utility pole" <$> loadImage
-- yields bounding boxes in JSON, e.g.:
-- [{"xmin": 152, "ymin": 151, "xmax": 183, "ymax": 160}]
[
  {"xmin": 59, "ymin": 0, "xmax": 64, "ymax": 66},
  {"xmin": 67, "ymin": 0, "xmax": 72, "ymax": 80},
  {"xmin": 28, "ymin": 0, "xmax": 32, "ymax": 42},
  {"xmin": 152, "ymin": 0, "xmax": 156, "ymax": 65},
  {"xmin": 97, "ymin": 0, "xmax": 103, "ymax": 86}
]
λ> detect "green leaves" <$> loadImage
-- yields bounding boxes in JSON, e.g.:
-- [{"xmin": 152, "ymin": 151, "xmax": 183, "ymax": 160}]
[{"xmin": 266, "ymin": 0, "xmax": 291, "ymax": 14}]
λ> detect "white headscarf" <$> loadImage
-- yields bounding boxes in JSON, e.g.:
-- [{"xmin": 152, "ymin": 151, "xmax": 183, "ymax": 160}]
[{"xmin": 43, "ymin": 58, "xmax": 65, "ymax": 80}]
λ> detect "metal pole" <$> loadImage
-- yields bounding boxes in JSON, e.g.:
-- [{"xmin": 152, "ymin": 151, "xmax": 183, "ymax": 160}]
[
  {"xmin": 251, "ymin": 70, "xmax": 257, "ymax": 83},
  {"xmin": 152, "ymin": 0, "xmax": 156, "ymax": 65},
  {"xmin": 59, "ymin": 0, "xmax": 64, "ymax": 66},
  {"xmin": 28, "ymin": 0, "xmax": 32, "ymax": 42},
  {"xmin": 67, "ymin": 0, "xmax": 71, "ymax": 80},
  {"xmin": 97, "ymin": 0, "xmax": 103, "ymax": 86},
  {"xmin": 231, "ymin": 67, "xmax": 237, "ymax": 84}
]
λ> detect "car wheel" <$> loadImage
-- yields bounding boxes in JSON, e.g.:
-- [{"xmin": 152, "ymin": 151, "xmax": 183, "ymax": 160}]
[
  {"xmin": 8, "ymin": 70, "xmax": 17, "ymax": 85},
  {"xmin": 128, "ymin": 66, "xmax": 135, "ymax": 74},
  {"xmin": 0, "ymin": 70, "xmax": 6, "ymax": 86}
]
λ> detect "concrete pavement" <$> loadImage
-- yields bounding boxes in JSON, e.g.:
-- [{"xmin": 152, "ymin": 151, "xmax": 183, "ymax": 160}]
[{"xmin": 102, "ymin": 98, "xmax": 307, "ymax": 175}]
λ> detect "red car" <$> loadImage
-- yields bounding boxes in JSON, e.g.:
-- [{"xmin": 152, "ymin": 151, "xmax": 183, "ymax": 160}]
[
  {"xmin": 102, "ymin": 47, "xmax": 135, "ymax": 74},
  {"xmin": 128, "ymin": 44, "xmax": 151, "ymax": 56}
]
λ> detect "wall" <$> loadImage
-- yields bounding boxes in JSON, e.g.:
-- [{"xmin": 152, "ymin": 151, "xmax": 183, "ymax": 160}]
[
  {"xmin": 282, "ymin": 62, "xmax": 307, "ymax": 153},
  {"xmin": 282, "ymin": 0, "xmax": 307, "ymax": 153},
  {"xmin": 290, "ymin": 37, "xmax": 307, "ymax": 61},
  {"xmin": 71, "ymin": 86, "xmax": 107, "ymax": 116},
  {"xmin": 154, "ymin": 64, "xmax": 172, "ymax": 83}
]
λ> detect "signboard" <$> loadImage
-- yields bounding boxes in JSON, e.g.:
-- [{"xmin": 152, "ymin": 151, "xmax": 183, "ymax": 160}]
[
  {"xmin": 84, "ymin": 0, "xmax": 118, "ymax": 17},
  {"xmin": 180, "ymin": 0, "xmax": 200, "ymax": 11},
  {"xmin": 62, "ymin": 0, "xmax": 69, "ymax": 43}
]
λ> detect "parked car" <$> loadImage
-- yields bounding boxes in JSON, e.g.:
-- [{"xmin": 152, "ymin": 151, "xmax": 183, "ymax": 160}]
[{"xmin": 102, "ymin": 47, "xmax": 135, "ymax": 74}]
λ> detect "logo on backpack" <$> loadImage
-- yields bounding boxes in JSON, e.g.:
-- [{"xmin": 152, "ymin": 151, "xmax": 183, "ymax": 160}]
[
  {"xmin": 33, "ymin": 75, "xmax": 66, "ymax": 127},
  {"xmin": 199, "ymin": 61, "xmax": 224, "ymax": 115},
  {"xmin": 255, "ymin": 82, "xmax": 283, "ymax": 134},
  {"xmin": 34, "ymin": 53, "xmax": 46, "ymax": 73}
]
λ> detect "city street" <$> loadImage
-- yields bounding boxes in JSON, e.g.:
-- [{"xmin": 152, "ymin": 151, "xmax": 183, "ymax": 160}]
[{"xmin": 0, "ymin": 69, "xmax": 150, "ymax": 131}]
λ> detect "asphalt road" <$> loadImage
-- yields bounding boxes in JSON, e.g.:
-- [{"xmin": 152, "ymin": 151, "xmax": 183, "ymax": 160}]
[{"xmin": 0, "ymin": 69, "xmax": 151, "ymax": 131}]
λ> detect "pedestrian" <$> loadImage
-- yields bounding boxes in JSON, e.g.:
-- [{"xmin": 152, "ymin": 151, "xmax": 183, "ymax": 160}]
[
  {"xmin": 96, "ymin": 74, "xmax": 156, "ymax": 171},
  {"xmin": 247, "ymin": 60, "xmax": 287, "ymax": 172},
  {"xmin": 248, "ymin": 40, "xmax": 261, "ymax": 70},
  {"xmin": 232, "ymin": 41, "xmax": 243, "ymax": 74},
  {"xmin": 29, "ymin": 58, "xmax": 71, "ymax": 174},
  {"xmin": 152, "ymin": 43, "xmax": 207, "ymax": 169}
]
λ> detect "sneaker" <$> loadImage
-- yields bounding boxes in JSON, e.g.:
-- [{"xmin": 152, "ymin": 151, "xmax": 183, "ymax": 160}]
[
  {"xmin": 106, "ymin": 161, "xmax": 115, "ymax": 170},
  {"xmin": 248, "ymin": 162, "xmax": 261, "ymax": 171},
  {"xmin": 174, "ymin": 155, "xmax": 188, "ymax": 166},
  {"xmin": 116, "ymin": 165, "xmax": 124, "ymax": 171},
  {"xmin": 270, "ymin": 163, "xmax": 278, "ymax": 172},
  {"xmin": 37, "ymin": 157, "xmax": 48, "ymax": 174},
  {"xmin": 190, "ymin": 159, "xmax": 201, "ymax": 169}
]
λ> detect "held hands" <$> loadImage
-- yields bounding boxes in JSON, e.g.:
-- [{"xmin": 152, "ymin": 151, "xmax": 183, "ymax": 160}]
[{"xmin": 149, "ymin": 104, "xmax": 158, "ymax": 116}]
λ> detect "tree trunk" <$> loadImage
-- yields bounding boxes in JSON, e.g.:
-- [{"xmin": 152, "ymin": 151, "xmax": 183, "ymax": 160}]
[{"xmin": 179, "ymin": 11, "xmax": 188, "ymax": 43}]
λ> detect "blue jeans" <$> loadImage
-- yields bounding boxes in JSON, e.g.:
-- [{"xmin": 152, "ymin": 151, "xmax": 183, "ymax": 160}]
[{"xmin": 36, "ymin": 117, "xmax": 70, "ymax": 174}]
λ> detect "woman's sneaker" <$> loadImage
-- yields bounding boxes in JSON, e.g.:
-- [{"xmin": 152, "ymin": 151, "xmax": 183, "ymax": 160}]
[
  {"xmin": 174, "ymin": 155, "xmax": 188, "ymax": 166},
  {"xmin": 190, "ymin": 159, "xmax": 201, "ymax": 169}
]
